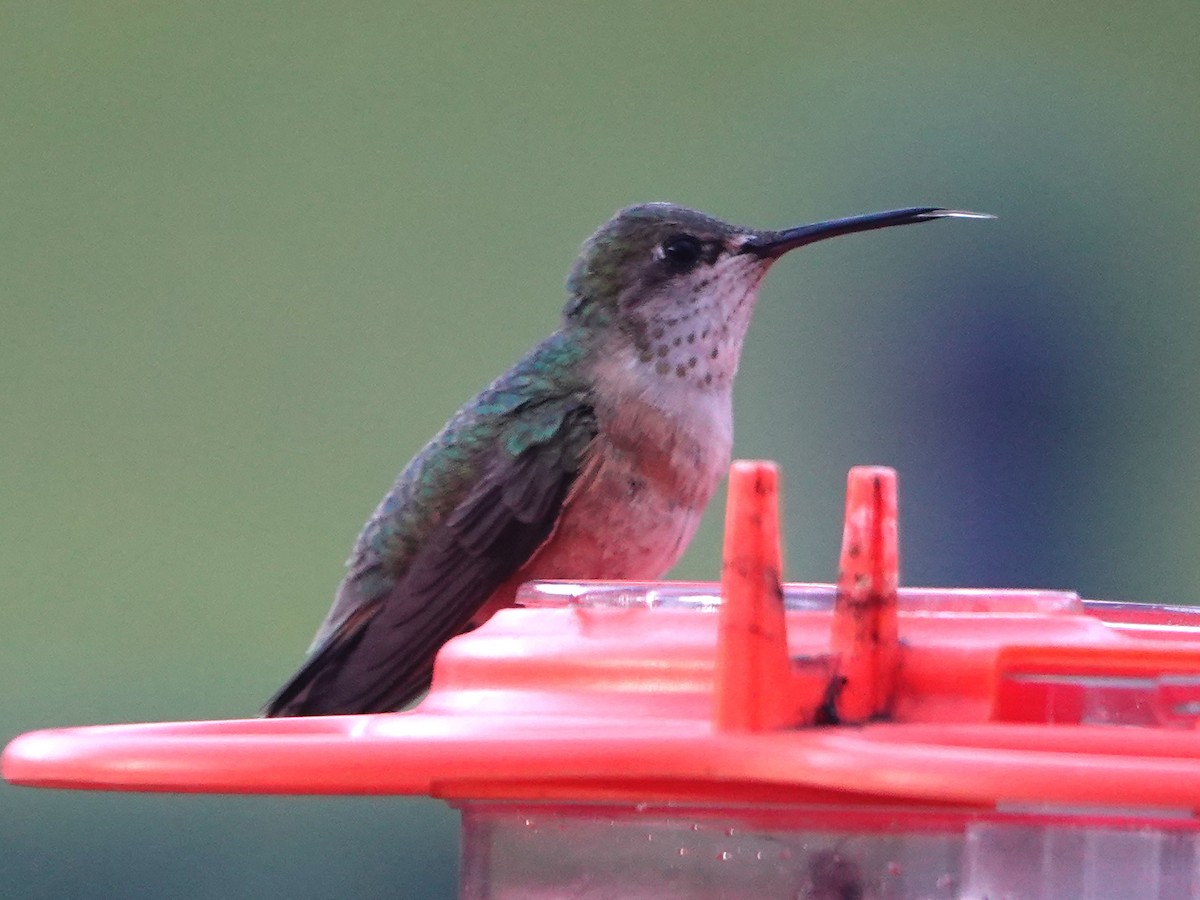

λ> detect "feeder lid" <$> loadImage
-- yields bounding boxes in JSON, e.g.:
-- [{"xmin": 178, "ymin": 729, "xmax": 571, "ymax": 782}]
[{"xmin": 7, "ymin": 463, "xmax": 1200, "ymax": 809}]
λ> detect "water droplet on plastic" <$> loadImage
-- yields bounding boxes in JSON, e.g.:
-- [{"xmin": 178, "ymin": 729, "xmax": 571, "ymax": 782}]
[
  {"xmin": 724, "ymin": 827, "xmax": 736, "ymax": 837},
  {"xmin": 678, "ymin": 848, "xmax": 689, "ymax": 857},
  {"xmin": 716, "ymin": 851, "xmax": 731, "ymax": 861}
]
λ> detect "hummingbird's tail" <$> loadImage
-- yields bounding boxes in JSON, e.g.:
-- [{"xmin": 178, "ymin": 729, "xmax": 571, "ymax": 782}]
[{"xmin": 261, "ymin": 603, "xmax": 433, "ymax": 716}]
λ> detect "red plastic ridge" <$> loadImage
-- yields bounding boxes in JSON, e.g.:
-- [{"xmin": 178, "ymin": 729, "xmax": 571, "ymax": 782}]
[
  {"xmin": 832, "ymin": 467, "xmax": 900, "ymax": 723},
  {"xmin": 714, "ymin": 463, "xmax": 901, "ymax": 731},
  {"xmin": 713, "ymin": 461, "xmax": 792, "ymax": 732}
]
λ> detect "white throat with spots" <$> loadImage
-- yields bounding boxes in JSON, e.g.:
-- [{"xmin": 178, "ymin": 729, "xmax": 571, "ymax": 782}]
[{"xmin": 634, "ymin": 252, "xmax": 768, "ymax": 392}]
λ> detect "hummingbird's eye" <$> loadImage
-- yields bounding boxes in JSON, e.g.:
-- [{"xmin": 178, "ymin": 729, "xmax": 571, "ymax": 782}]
[{"xmin": 660, "ymin": 234, "xmax": 704, "ymax": 272}]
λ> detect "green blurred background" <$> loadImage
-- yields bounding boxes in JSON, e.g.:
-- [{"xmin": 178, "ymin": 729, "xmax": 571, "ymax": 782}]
[{"xmin": 2, "ymin": 2, "xmax": 1198, "ymax": 896}]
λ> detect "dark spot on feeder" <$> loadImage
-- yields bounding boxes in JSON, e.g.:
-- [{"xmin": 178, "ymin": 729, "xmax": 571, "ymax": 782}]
[
  {"xmin": 806, "ymin": 850, "xmax": 865, "ymax": 900},
  {"xmin": 814, "ymin": 676, "xmax": 846, "ymax": 726}
]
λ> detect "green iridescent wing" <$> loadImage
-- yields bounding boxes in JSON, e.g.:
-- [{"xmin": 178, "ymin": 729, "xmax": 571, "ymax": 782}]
[{"xmin": 264, "ymin": 336, "xmax": 596, "ymax": 716}]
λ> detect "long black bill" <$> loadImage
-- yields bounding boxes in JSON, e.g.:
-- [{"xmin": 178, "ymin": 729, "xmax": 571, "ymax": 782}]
[{"xmin": 741, "ymin": 207, "xmax": 994, "ymax": 258}]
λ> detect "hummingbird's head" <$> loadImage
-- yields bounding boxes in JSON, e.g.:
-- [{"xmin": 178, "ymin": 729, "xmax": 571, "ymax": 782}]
[
  {"xmin": 564, "ymin": 202, "xmax": 989, "ymax": 392},
  {"xmin": 564, "ymin": 202, "xmax": 767, "ymax": 392}
]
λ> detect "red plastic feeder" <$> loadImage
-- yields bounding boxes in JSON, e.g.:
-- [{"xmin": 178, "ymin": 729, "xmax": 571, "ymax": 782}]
[{"xmin": 9, "ymin": 462, "xmax": 1200, "ymax": 898}]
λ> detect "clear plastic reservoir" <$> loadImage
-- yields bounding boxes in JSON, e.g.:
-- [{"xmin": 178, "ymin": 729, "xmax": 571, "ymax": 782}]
[{"xmin": 461, "ymin": 801, "xmax": 1200, "ymax": 900}]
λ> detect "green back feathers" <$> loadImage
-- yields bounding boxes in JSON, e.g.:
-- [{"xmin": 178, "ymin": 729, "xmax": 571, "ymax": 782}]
[{"xmin": 352, "ymin": 330, "xmax": 594, "ymax": 592}]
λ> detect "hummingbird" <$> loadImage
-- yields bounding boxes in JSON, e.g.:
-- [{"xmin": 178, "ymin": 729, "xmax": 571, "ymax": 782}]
[{"xmin": 264, "ymin": 202, "xmax": 989, "ymax": 716}]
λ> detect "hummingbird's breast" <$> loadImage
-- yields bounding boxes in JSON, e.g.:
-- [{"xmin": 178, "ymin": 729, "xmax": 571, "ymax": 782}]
[{"xmin": 515, "ymin": 348, "xmax": 733, "ymax": 585}]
